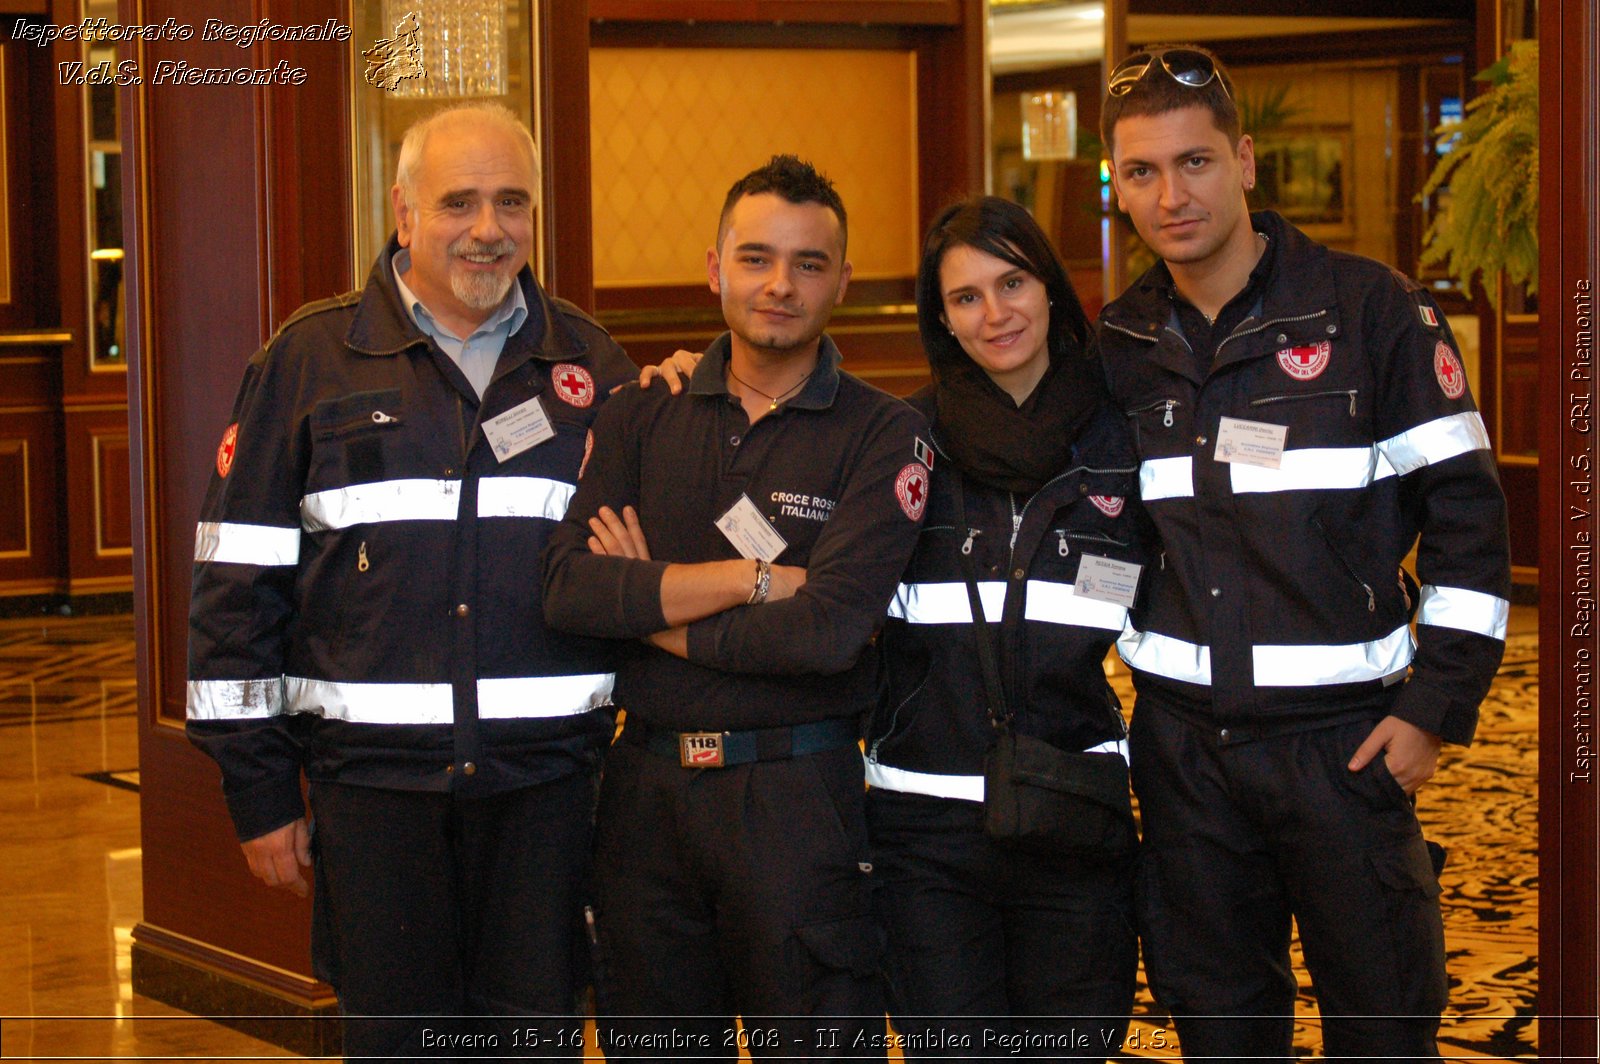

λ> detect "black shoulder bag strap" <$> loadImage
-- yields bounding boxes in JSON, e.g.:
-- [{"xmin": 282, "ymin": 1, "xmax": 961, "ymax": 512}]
[{"xmin": 950, "ymin": 473, "xmax": 1011, "ymax": 732}]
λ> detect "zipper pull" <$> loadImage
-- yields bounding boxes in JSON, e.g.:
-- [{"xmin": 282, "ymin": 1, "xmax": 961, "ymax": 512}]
[
  {"xmin": 1347, "ymin": 391, "xmax": 1357, "ymax": 417},
  {"xmin": 1160, "ymin": 551, "xmax": 1167, "ymax": 570},
  {"xmin": 371, "ymin": 410, "xmax": 398, "ymax": 424},
  {"xmin": 1163, "ymin": 400, "xmax": 1175, "ymax": 428},
  {"xmin": 357, "ymin": 541, "xmax": 370, "ymax": 572},
  {"xmin": 1362, "ymin": 581, "xmax": 1375, "ymax": 612},
  {"xmin": 961, "ymin": 528, "xmax": 980, "ymax": 555},
  {"xmin": 1057, "ymin": 531, "xmax": 1069, "ymax": 557}
]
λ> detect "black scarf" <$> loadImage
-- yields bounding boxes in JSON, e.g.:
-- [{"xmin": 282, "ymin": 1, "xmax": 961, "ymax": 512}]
[{"xmin": 932, "ymin": 341, "xmax": 1106, "ymax": 495}]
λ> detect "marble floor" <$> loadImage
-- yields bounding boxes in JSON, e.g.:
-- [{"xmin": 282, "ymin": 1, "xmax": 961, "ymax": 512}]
[{"xmin": 0, "ymin": 610, "xmax": 1538, "ymax": 1061}]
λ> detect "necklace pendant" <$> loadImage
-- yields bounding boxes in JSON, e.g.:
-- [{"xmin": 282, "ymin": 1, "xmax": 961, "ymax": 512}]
[{"xmin": 769, "ymin": 399, "xmax": 778, "ymax": 411}]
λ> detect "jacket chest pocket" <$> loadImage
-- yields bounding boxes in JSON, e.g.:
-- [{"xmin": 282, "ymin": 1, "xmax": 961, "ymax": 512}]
[
  {"xmin": 309, "ymin": 389, "xmax": 406, "ymax": 487},
  {"xmin": 1245, "ymin": 386, "xmax": 1367, "ymax": 445},
  {"xmin": 1124, "ymin": 396, "xmax": 1186, "ymax": 455},
  {"xmin": 1034, "ymin": 528, "xmax": 1130, "ymax": 582}
]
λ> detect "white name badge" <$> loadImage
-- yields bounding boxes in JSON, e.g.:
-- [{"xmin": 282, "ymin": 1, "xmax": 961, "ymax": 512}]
[
  {"xmin": 481, "ymin": 396, "xmax": 556, "ymax": 462},
  {"xmin": 715, "ymin": 493, "xmax": 789, "ymax": 563},
  {"xmin": 1074, "ymin": 554, "xmax": 1143, "ymax": 610},
  {"xmin": 1214, "ymin": 416, "xmax": 1288, "ymax": 469}
]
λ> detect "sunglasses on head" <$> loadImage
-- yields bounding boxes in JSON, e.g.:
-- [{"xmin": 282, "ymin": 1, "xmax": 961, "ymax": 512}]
[{"xmin": 1107, "ymin": 48, "xmax": 1230, "ymax": 99}]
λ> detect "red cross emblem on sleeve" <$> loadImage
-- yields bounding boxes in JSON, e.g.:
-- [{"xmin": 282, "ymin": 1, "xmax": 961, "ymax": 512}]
[
  {"xmin": 896, "ymin": 464, "xmax": 928, "ymax": 520},
  {"xmin": 215, "ymin": 423, "xmax": 238, "ymax": 478},
  {"xmin": 1433, "ymin": 341, "xmax": 1466, "ymax": 399},
  {"xmin": 551, "ymin": 363, "xmax": 595, "ymax": 408}
]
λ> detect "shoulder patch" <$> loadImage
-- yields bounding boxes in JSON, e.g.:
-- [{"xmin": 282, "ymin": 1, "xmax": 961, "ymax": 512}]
[
  {"xmin": 216, "ymin": 423, "xmax": 238, "ymax": 478},
  {"xmin": 1433, "ymin": 341, "xmax": 1467, "ymax": 399},
  {"xmin": 551, "ymin": 363, "xmax": 596, "ymax": 408},
  {"xmin": 895, "ymin": 464, "xmax": 929, "ymax": 521}
]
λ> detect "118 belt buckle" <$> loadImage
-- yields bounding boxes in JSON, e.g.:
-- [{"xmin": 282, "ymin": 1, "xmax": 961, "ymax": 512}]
[{"xmin": 679, "ymin": 732, "xmax": 726, "ymax": 768}]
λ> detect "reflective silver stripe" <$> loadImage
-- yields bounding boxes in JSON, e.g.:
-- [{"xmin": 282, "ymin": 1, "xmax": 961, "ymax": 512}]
[
  {"xmin": 1379, "ymin": 412, "xmax": 1491, "ymax": 476},
  {"xmin": 300, "ymin": 479, "xmax": 461, "ymax": 531},
  {"xmin": 478, "ymin": 673, "xmax": 615, "ymax": 718},
  {"xmin": 287, "ymin": 676, "xmax": 453, "ymax": 724},
  {"xmin": 864, "ymin": 757, "xmax": 984, "ymax": 802},
  {"xmin": 1117, "ymin": 624, "xmax": 1212, "ymax": 684},
  {"xmin": 1022, "ymin": 580, "xmax": 1128, "ymax": 631},
  {"xmin": 1228, "ymin": 446, "xmax": 1392, "ymax": 494},
  {"xmin": 889, "ymin": 579, "xmax": 1124, "ymax": 631},
  {"xmin": 193, "ymin": 521, "xmax": 301, "ymax": 566},
  {"xmin": 1417, "ymin": 584, "xmax": 1509, "ymax": 640},
  {"xmin": 1252, "ymin": 624, "xmax": 1415, "ymax": 686},
  {"xmin": 1139, "ymin": 456, "xmax": 1193, "ymax": 501},
  {"xmin": 887, "ymin": 581, "xmax": 1006, "ymax": 624},
  {"xmin": 1119, "ymin": 622, "xmax": 1417, "ymax": 687},
  {"xmin": 477, "ymin": 477, "xmax": 574, "ymax": 521},
  {"xmin": 187, "ymin": 678, "xmax": 285, "ymax": 720},
  {"xmin": 283, "ymin": 674, "xmax": 611, "ymax": 724},
  {"xmin": 1083, "ymin": 737, "xmax": 1131, "ymax": 765}
]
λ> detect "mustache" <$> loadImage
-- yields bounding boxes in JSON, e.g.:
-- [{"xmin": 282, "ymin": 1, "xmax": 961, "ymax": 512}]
[{"xmin": 449, "ymin": 236, "xmax": 517, "ymax": 258}]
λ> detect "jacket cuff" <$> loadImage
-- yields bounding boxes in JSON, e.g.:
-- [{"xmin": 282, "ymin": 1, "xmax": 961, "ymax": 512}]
[
  {"xmin": 224, "ymin": 772, "xmax": 307, "ymax": 843},
  {"xmin": 1389, "ymin": 678, "xmax": 1478, "ymax": 747}
]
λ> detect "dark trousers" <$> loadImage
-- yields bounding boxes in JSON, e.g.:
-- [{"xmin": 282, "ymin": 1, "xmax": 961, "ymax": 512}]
[
  {"xmin": 867, "ymin": 789, "xmax": 1137, "ymax": 1061},
  {"xmin": 591, "ymin": 740, "xmax": 884, "ymax": 1061},
  {"xmin": 309, "ymin": 772, "xmax": 594, "ymax": 1062},
  {"xmin": 1129, "ymin": 698, "xmax": 1448, "ymax": 1064}
]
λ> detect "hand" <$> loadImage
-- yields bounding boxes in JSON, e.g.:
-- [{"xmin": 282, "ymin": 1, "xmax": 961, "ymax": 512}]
[
  {"xmin": 767, "ymin": 563, "xmax": 808, "ymax": 603},
  {"xmin": 636, "ymin": 349, "xmax": 704, "ymax": 394},
  {"xmin": 1347, "ymin": 715, "xmax": 1442, "ymax": 796},
  {"xmin": 586, "ymin": 505, "xmax": 651, "ymax": 560},
  {"xmin": 241, "ymin": 818, "xmax": 312, "ymax": 897}
]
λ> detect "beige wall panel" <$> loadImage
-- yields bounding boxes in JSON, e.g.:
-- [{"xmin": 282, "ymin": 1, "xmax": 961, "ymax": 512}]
[{"xmin": 590, "ymin": 47, "xmax": 919, "ymax": 285}]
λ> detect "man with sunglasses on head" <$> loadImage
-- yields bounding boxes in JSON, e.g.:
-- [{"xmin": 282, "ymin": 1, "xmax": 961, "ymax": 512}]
[{"xmin": 1098, "ymin": 44, "xmax": 1511, "ymax": 1062}]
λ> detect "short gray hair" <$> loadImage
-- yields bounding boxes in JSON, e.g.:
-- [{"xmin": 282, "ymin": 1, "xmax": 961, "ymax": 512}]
[{"xmin": 394, "ymin": 103, "xmax": 541, "ymax": 207}]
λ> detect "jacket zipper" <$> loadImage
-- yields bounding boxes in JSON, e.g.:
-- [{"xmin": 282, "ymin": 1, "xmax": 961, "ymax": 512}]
[
  {"xmin": 1312, "ymin": 514, "xmax": 1376, "ymax": 612},
  {"xmin": 1250, "ymin": 388, "xmax": 1358, "ymax": 417},
  {"xmin": 1125, "ymin": 397, "xmax": 1182, "ymax": 428}
]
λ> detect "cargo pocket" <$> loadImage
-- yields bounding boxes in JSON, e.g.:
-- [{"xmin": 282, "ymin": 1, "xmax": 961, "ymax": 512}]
[
  {"xmin": 1365, "ymin": 834, "xmax": 1448, "ymax": 1013},
  {"xmin": 792, "ymin": 914, "xmax": 885, "ymax": 1017}
]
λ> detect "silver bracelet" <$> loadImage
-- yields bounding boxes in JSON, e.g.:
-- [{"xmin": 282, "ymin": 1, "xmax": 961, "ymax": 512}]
[{"xmin": 747, "ymin": 558, "xmax": 771, "ymax": 605}]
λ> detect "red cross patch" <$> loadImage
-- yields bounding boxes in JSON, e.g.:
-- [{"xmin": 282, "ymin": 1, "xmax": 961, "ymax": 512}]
[
  {"xmin": 1275, "ymin": 340, "xmax": 1331, "ymax": 381},
  {"xmin": 1090, "ymin": 495, "xmax": 1125, "ymax": 518},
  {"xmin": 1434, "ymin": 341, "xmax": 1466, "ymax": 399},
  {"xmin": 216, "ymin": 423, "xmax": 238, "ymax": 478},
  {"xmin": 895, "ymin": 464, "xmax": 928, "ymax": 521},
  {"xmin": 551, "ymin": 363, "xmax": 595, "ymax": 408}
]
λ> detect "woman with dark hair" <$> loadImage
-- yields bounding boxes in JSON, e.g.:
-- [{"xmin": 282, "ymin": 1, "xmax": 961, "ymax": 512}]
[{"xmin": 864, "ymin": 196, "xmax": 1144, "ymax": 1059}]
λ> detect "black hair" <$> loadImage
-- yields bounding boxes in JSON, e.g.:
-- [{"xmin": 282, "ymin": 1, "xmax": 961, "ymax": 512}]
[
  {"xmin": 915, "ymin": 196, "xmax": 1093, "ymax": 378},
  {"xmin": 1100, "ymin": 43, "xmax": 1240, "ymax": 157},
  {"xmin": 716, "ymin": 154, "xmax": 847, "ymax": 254}
]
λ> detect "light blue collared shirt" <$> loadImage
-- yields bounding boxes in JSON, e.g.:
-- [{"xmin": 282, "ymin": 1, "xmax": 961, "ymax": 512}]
[{"xmin": 392, "ymin": 249, "xmax": 529, "ymax": 399}]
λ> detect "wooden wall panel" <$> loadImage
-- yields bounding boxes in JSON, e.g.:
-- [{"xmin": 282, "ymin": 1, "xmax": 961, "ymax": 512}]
[
  {"xmin": 61, "ymin": 406, "xmax": 133, "ymax": 592},
  {"xmin": 0, "ymin": 438, "xmax": 26, "ymax": 553},
  {"xmin": 0, "ymin": 409, "xmax": 62, "ymax": 593},
  {"xmin": 125, "ymin": 0, "xmax": 351, "ymax": 1022},
  {"xmin": 1537, "ymin": 0, "xmax": 1599, "ymax": 1058}
]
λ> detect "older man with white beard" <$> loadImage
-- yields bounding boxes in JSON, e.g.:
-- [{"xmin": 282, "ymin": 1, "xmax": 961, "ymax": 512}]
[{"xmin": 186, "ymin": 103, "xmax": 646, "ymax": 1061}]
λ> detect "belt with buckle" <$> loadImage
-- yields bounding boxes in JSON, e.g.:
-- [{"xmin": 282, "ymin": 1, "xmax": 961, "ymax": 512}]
[{"xmin": 626, "ymin": 718, "xmax": 859, "ymax": 769}]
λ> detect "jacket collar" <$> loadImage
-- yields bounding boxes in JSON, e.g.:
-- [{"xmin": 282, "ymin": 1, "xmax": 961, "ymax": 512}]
[
  {"xmin": 344, "ymin": 234, "xmax": 589, "ymax": 369},
  {"xmin": 1101, "ymin": 211, "xmax": 1342, "ymax": 351}
]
